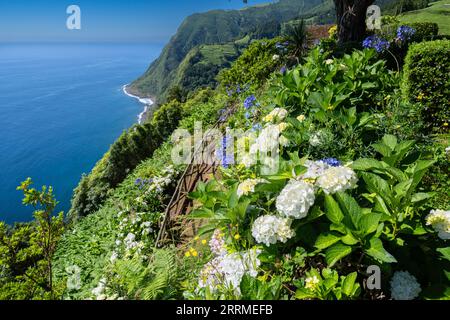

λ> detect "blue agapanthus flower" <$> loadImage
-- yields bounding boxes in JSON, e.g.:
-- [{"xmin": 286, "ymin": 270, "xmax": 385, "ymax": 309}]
[
  {"xmin": 244, "ymin": 95, "xmax": 257, "ymax": 109},
  {"xmin": 320, "ymin": 158, "xmax": 341, "ymax": 167},
  {"xmin": 396, "ymin": 25, "xmax": 416, "ymax": 42},
  {"xmin": 362, "ymin": 35, "xmax": 390, "ymax": 53}
]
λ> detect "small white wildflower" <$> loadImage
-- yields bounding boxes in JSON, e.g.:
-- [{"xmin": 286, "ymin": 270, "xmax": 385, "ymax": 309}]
[
  {"xmin": 305, "ymin": 276, "xmax": 320, "ymax": 290},
  {"xmin": 272, "ymin": 54, "xmax": 280, "ymax": 61},
  {"xmin": 390, "ymin": 271, "xmax": 421, "ymax": 300},
  {"xmin": 276, "ymin": 180, "xmax": 315, "ymax": 219},
  {"xmin": 325, "ymin": 58, "xmax": 333, "ymax": 65},
  {"xmin": 237, "ymin": 178, "xmax": 266, "ymax": 197}
]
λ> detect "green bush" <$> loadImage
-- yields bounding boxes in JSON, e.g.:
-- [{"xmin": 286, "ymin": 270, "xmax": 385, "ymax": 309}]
[
  {"xmin": 218, "ymin": 37, "xmax": 284, "ymax": 89},
  {"xmin": 410, "ymin": 22, "xmax": 439, "ymax": 41},
  {"xmin": 403, "ymin": 40, "xmax": 450, "ymax": 131}
]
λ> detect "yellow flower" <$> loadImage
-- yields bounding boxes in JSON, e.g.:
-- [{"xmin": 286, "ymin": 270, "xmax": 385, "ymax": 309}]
[
  {"xmin": 417, "ymin": 92, "xmax": 425, "ymax": 100},
  {"xmin": 194, "ymin": 236, "xmax": 199, "ymax": 241},
  {"xmin": 191, "ymin": 250, "xmax": 198, "ymax": 257},
  {"xmin": 201, "ymin": 239, "xmax": 207, "ymax": 245},
  {"xmin": 234, "ymin": 234, "xmax": 241, "ymax": 240},
  {"xmin": 296, "ymin": 114, "xmax": 306, "ymax": 122},
  {"xmin": 278, "ymin": 122, "xmax": 289, "ymax": 132},
  {"xmin": 444, "ymin": 122, "xmax": 449, "ymax": 127},
  {"xmin": 263, "ymin": 114, "xmax": 274, "ymax": 122},
  {"xmin": 185, "ymin": 252, "xmax": 191, "ymax": 257}
]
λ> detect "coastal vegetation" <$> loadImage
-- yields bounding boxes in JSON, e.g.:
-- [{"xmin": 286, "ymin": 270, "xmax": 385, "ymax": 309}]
[{"xmin": 0, "ymin": 0, "xmax": 449, "ymax": 300}]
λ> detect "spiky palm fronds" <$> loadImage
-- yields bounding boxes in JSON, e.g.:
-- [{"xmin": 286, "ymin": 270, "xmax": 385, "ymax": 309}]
[{"xmin": 284, "ymin": 19, "xmax": 310, "ymax": 58}]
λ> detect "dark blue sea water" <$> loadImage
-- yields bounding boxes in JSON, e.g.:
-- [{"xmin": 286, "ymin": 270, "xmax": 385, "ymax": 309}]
[{"xmin": 0, "ymin": 43, "xmax": 162, "ymax": 223}]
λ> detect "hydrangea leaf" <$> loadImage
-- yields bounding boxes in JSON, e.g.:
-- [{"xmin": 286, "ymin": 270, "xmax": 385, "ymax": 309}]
[
  {"xmin": 325, "ymin": 243, "xmax": 352, "ymax": 267},
  {"xmin": 365, "ymin": 237, "xmax": 397, "ymax": 263}
]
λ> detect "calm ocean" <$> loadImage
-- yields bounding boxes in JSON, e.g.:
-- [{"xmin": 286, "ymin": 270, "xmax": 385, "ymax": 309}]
[{"xmin": 0, "ymin": 43, "xmax": 162, "ymax": 223}]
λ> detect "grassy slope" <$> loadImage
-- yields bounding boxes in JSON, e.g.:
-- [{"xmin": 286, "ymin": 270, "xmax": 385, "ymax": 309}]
[{"xmin": 399, "ymin": 1, "xmax": 450, "ymax": 34}]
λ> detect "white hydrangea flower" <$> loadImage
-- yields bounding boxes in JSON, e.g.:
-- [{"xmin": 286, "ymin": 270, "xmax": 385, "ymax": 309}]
[
  {"xmin": 426, "ymin": 209, "xmax": 450, "ymax": 240},
  {"xmin": 237, "ymin": 178, "xmax": 267, "ymax": 197},
  {"xmin": 251, "ymin": 215, "xmax": 295, "ymax": 246},
  {"xmin": 241, "ymin": 153, "xmax": 256, "ymax": 168},
  {"xmin": 300, "ymin": 160, "xmax": 331, "ymax": 180},
  {"xmin": 92, "ymin": 278, "xmax": 107, "ymax": 299},
  {"xmin": 209, "ymin": 229, "xmax": 227, "ymax": 256},
  {"xmin": 250, "ymin": 124, "xmax": 280, "ymax": 154},
  {"xmin": 390, "ymin": 271, "xmax": 421, "ymax": 300},
  {"xmin": 263, "ymin": 108, "xmax": 288, "ymax": 123},
  {"xmin": 316, "ymin": 166, "xmax": 358, "ymax": 194},
  {"xmin": 198, "ymin": 249, "xmax": 261, "ymax": 296},
  {"xmin": 279, "ymin": 136, "xmax": 290, "ymax": 147},
  {"xmin": 309, "ymin": 132, "xmax": 323, "ymax": 147},
  {"xmin": 276, "ymin": 180, "xmax": 315, "ymax": 219}
]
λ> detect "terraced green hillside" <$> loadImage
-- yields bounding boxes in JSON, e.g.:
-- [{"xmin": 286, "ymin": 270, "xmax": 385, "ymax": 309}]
[{"xmin": 399, "ymin": 1, "xmax": 450, "ymax": 34}]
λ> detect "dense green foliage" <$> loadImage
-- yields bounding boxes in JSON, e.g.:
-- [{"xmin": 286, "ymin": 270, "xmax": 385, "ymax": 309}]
[
  {"xmin": 402, "ymin": 40, "xmax": 450, "ymax": 132},
  {"xmin": 1, "ymin": 0, "xmax": 449, "ymax": 301},
  {"xmin": 0, "ymin": 179, "xmax": 65, "ymax": 299},
  {"xmin": 69, "ymin": 101, "xmax": 185, "ymax": 220},
  {"xmin": 218, "ymin": 37, "xmax": 284, "ymax": 89}
]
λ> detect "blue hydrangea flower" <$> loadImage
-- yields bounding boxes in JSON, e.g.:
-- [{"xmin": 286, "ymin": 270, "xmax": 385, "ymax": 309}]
[
  {"xmin": 396, "ymin": 25, "xmax": 416, "ymax": 42},
  {"xmin": 216, "ymin": 134, "xmax": 234, "ymax": 168},
  {"xmin": 362, "ymin": 35, "xmax": 390, "ymax": 53},
  {"xmin": 243, "ymin": 95, "xmax": 257, "ymax": 109},
  {"xmin": 251, "ymin": 123, "xmax": 262, "ymax": 132},
  {"xmin": 320, "ymin": 158, "xmax": 341, "ymax": 167}
]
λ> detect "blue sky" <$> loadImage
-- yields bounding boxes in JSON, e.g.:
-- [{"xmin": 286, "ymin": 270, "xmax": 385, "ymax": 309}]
[{"xmin": 0, "ymin": 0, "xmax": 275, "ymax": 43}]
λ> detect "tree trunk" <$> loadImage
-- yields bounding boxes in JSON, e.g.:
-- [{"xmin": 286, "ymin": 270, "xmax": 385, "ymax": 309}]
[{"xmin": 334, "ymin": 0, "xmax": 375, "ymax": 44}]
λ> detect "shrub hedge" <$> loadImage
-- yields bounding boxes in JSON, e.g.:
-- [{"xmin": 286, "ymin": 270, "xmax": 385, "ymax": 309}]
[{"xmin": 403, "ymin": 39, "xmax": 450, "ymax": 131}]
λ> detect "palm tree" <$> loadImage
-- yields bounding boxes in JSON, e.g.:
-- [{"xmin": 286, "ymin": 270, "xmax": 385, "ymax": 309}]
[{"xmin": 284, "ymin": 19, "xmax": 310, "ymax": 60}]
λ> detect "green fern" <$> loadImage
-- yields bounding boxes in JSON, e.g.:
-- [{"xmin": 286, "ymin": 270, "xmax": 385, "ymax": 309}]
[{"xmin": 113, "ymin": 248, "xmax": 180, "ymax": 300}]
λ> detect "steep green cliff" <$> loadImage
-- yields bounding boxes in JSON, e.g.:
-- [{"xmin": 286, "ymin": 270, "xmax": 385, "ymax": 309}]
[{"xmin": 127, "ymin": 0, "xmax": 325, "ymax": 102}]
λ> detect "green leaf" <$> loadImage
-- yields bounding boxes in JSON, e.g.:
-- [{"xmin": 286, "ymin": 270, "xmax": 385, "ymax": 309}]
[
  {"xmin": 372, "ymin": 143, "xmax": 392, "ymax": 157},
  {"xmin": 359, "ymin": 212, "xmax": 382, "ymax": 235},
  {"xmin": 335, "ymin": 192, "xmax": 361, "ymax": 230},
  {"xmin": 295, "ymin": 288, "xmax": 316, "ymax": 300},
  {"xmin": 341, "ymin": 272, "xmax": 357, "ymax": 296},
  {"xmin": 324, "ymin": 194, "xmax": 344, "ymax": 224},
  {"xmin": 325, "ymin": 243, "xmax": 353, "ymax": 267},
  {"xmin": 361, "ymin": 172, "xmax": 392, "ymax": 206},
  {"xmin": 411, "ymin": 192, "xmax": 434, "ymax": 203},
  {"xmin": 365, "ymin": 238, "xmax": 397, "ymax": 263},
  {"xmin": 437, "ymin": 247, "xmax": 450, "ymax": 262},
  {"xmin": 188, "ymin": 208, "xmax": 215, "ymax": 219},
  {"xmin": 341, "ymin": 232, "xmax": 359, "ymax": 245},
  {"xmin": 315, "ymin": 233, "xmax": 342, "ymax": 250},
  {"xmin": 351, "ymin": 158, "xmax": 386, "ymax": 171},
  {"xmin": 382, "ymin": 134, "xmax": 398, "ymax": 150}
]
